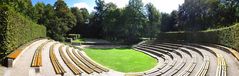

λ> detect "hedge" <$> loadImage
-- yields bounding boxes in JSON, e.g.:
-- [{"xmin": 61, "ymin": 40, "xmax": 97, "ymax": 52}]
[
  {"xmin": 157, "ymin": 23, "xmax": 239, "ymax": 51},
  {"xmin": 0, "ymin": 5, "xmax": 46, "ymax": 53}
]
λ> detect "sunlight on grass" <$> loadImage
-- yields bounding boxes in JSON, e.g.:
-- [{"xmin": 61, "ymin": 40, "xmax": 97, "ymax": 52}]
[
  {"xmin": 84, "ymin": 48, "xmax": 157, "ymax": 72},
  {"xmin": 72, "ymin": 39, "xmax": 84, "ymax": 43}
]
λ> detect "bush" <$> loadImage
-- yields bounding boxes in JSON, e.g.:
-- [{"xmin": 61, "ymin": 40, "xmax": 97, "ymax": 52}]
[
  {"xmin": 0, "ymin": 5, "xmax": 46, "ymax": 53},
  {"xmin": 157, "ymin": 23, "xmax": 239, "ymax": 51}
]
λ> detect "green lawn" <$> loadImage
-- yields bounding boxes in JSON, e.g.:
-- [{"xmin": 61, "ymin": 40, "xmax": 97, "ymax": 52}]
[
  {"xmin": 72, "ymin": 39, "xmax": 84, "ymax": 43},
  {"xmin": 84, "ymin": 48, "xmax": 157, "ymax": 72}
]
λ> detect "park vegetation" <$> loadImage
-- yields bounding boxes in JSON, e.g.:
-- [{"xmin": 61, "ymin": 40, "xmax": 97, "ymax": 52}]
[
  {"xmin": 1, "ymin": 0, "xmax": 239, "ymax": 52},
  {"xmin": 0, "ymin": 5, "xmax": 46, "ymax": 54}
]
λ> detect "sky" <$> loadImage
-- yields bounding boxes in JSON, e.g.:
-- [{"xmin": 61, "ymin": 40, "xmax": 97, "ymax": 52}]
[{"xmin": 32, "ymin": 0, "xmax": 184, "ymax": 13}]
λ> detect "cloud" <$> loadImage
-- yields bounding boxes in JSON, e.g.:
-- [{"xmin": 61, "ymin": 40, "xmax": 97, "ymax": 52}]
[
  {"xmin": 73, "ymin": 2, "xmax": 89, "ymax": 9},
  {"xmin": 143, "ymin": 0, "xmax": 184, "ymax": 13},
  {"xmin": 104, "ymin": 0, "xmax": 128, "ymax": 8},
  {"xmin": 104, "ymin": 0, "xmax": 184, "ymax": 13},
  {"xmin": 73, "ymin": 2, "xmax": 94, "ymax": 12}
]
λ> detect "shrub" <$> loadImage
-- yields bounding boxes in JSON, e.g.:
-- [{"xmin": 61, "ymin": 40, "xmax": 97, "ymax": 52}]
[
  {"xmin": 0, "ymin": 5, "xmax": 46, "ymax": 53},
  {"xmin": 157, "ymin": 23, "xmax": 239, "ymax": 51}
]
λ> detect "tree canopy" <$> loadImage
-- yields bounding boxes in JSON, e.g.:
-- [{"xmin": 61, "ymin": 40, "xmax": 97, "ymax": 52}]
[{"xmin": 1, "ymin": 0, "xmax": 239, "ymax": 43}]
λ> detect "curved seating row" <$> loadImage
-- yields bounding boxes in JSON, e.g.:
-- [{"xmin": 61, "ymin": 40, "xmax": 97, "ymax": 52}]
[
  {"xmin": 49, "ymin": 43, "xmax": 66, "ymax": 75},
  {"xmin": 31, "ymin": 40, "xmax": 50, "ymax": 67},
  {"xmin": 142, "ymin": 41, "xmax": 237, "ymax": 76},
  {"xmin": 134, "ymin": 42, "xmax": 212, "ymax": 76},
  {"xmin": 134, "ymin": 45, "xmax": 181, "ymax": 75},
  {"xmin": 59, "ymin": 45, "xmax": 82, "ymax": 75},
  {"xmin": 76, "ymin": 50, "xmax": 109, "ymax": 72},
  {"xmin": 72, "ymin": 50, "xmax": 103, "ymax": 73},
  {"xmin": 7, "ymin": 39, "xmax": 44, "ymax": 67},
  {"xmin": 133, "ymin": 47, "xmax": 172, "ymax": 75},
  {"xmin": 65, "ymin": 47, "xmax": 94, "ymax": 74}
]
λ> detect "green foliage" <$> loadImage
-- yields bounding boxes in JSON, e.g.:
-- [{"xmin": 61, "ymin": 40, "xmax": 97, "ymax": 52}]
[
  {"xmin": 157, "ymin": 23, "xmax": 239, "ymax": 51},
  {"xmin": 160, "ymin": 12, "xmax": 177, "ymax": 32},
  {"xmin": 145, "ymin": 3, "xmax": 161, "ymax": 38},
  {"xmin": 0, "ymin": 5, "xmax": 46, "ymax": 53},
  {"xmin": 122, "ymin": 0, "xmax": 146, "ymax": 43},
  {"xmin": 53, "ymin": 0, "xmax": 76, "ymax": 41},
  {"xmin": 101, "ymin": 3, "xmax": 123, "ymax": 41},
  {"xmin": 176, "ymin": 0, "xmax": 239, "ymax": 31},
  {"xmin": 84, "ymin": 48, "xmax": 157, "ymax": 72},
  {"xmin": 69, "ymin": 7, "xmax": 90, "ymax": 35},
  {"xmin": 89, "ymin": 0, "xmax": 161, "ymax": 44},
  {"xmin": 32, "ymin": 0, "xmax": 77, "ymax": 41},
  {"xmin": 1, "ymin": 0, "xmax": 38, "ymax": 22}
]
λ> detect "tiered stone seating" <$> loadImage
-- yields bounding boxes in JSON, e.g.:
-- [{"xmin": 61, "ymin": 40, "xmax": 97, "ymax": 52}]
[
  {"xmin": 152, "ymin": 43, "xmax": 193, "ymax": 57},
  {"xmin": 7, "ymin": 39, "xmax": 42, "ymax": 67},
  {"xmin": 157, "ymin": 43, "xmax": 209, "ymax": 75},
  {"xmin": 31, "ymin": 40, "xmax": 50, "ymax": 72},
  {"xmin": 76, "ymin": 50, "xmax": 109, "ymax": 72},
  {"xmin": 190, "ymin": 44, "xmax": 227, "ymax": 76},
  {"xmin": 210, "ymin": 44, "xmax": 239, "ymax": 61},
  {"xmin": 49, "ymin": 43, "xmax": 66, "ymax": 75},
  {"xmin": 138, "ymin": 44, "xmax": 189, "ymax": 75},
  {"xmin": 195, "ymin": 55, "xmax": 210, "ymax": 76},
  {"xmin": 134, "ymin": 45, "xmax": 178, "ymax": 75},
  {"xmin": 134, "ymin": 42, "xmax": 212, "ymax": 76},
  {"xmin": 65, "ymin": 47, "xmax": 94, "ymax": 74},
  {"xmin": 59, "ymin": 45, "xmax": 82, "ymax": 75},
  {"xmin": 72, "ymin": 49, "xmax": 103, "ymax": 73},
  {"xmin": 135, "ymin": 46, "xmax": 174, "ymax": 59},
  {"xmin": 140, "ymin": 44, "xmax": 183, "ymax": 58},
  {"xmin": 133, "ymin": 47, "xmax": 170, "ymax": 75}
]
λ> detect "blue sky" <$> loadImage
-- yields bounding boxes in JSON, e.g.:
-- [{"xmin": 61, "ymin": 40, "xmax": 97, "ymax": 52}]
[{"xmin": 32, "ymin": 0, "xmax": 184, "ymax": 13}]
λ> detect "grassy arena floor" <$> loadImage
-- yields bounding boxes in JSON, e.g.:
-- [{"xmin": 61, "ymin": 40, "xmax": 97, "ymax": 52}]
[{"xmin": 84, "ymin": 48, "xmax": 157, "ymax": 72}]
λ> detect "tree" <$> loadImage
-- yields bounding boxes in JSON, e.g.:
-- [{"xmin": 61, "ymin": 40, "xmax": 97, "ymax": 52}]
[
  {"xmin": 160, "ymin": 13, "xmax": 174, "ymax": 32},
  {"xmin": 70, "ymin": 7, "xmax": 90, "ymax": 35},
  {"xmin": 80, "ymin": 8, "xmax": 90, "ymax": 23},
  {"xmin": 42, "ymin": 4, "xmax": 57, "ymax": 38},
  {"xmin": 121, "ymin": 0, "xmax": 146, "ymax": 43},
  {"xmin": 86, "ymin": 0, "xmax": 107, "ymax": 38},
  {"xmin": 53, "ymin": 0, "xmax": 77, "ymax": 41},
  {"xmin": 101, "ymin": 3, "xmax": 122, "ymax": 40},
  {"xmin": 34, "ymin": 2, "xmax": 46, "ymax": 24},
  {"xmin": 145, "ymin": 3, "xmax": 161, "ymax": 39},
  {"xmin": 1, "ymin": 0, "xmax": 36, "ymax": 21},
  {"xmin": 176, "ymin": 0, "xmax": 239, "ymax": 31}
]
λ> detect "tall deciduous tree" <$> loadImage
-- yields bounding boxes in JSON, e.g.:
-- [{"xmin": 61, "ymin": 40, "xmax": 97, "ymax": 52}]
[
  {"xmin": 70, "ymin": 7, "xmax": 90, "ymax": 35},
  {"xmin": 145, "ymin": 3, "xmax": 161, "ymax": 39},
  {"xmin": 101, "ymin": 3, "xmax": 122, "ymax": 40},
  {"xmin": 121, "ymin": 0, "xmax": 146, "ymax": 43},
  {"xmin": 1, "ymin": 0, "xmax": 36, "ymax": 21},
  {"xmin": 53, "ymin": 0, "xmax": 76, "ymax": 41}
]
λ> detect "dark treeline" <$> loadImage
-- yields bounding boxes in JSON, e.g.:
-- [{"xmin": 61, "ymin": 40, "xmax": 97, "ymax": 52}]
[{"xmin": 1, "ymin": 0, "xmax": 239, "ymax": 43}]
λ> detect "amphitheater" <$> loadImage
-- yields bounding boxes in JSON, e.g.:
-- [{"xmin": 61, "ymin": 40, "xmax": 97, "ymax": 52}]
[{"xmin": 3, "ymin": 39, "xmax": 239, "ymax": 76}]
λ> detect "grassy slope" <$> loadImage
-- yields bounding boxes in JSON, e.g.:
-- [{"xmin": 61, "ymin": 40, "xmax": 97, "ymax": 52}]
[{"xmin": 84, "ymin": 48, "xmax": 157, "ymax": 72}]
